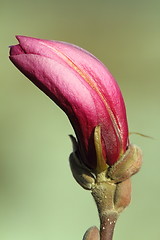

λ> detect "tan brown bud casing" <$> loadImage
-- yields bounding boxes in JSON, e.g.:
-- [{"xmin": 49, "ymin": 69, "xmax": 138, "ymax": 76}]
[
  {"xmin": 114, "ymin": 178, "xmax": 132, "ymax": 213},
  {"xmin": 69, "ymin": 152, "xmax": 95, "ymax": 190},
  {"xmin": 69, "ymin": 135, "xmax": 95, "ymax": 190},
  {"xmin": 108, "ymin": 144, "xmax": 142, "ymax": 183}
]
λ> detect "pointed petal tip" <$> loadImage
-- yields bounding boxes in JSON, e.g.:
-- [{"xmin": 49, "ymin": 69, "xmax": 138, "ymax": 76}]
[
  {"xmin": 15, "ymin": 35, "xmax": 28, "ymax": 40},
  {"xmin": 15, "ymin": 35, "xmax": 25, "ymax": 42},
  {"xmin": 15, "ymin": 35, "xmax": 38, "ymax": 45}
]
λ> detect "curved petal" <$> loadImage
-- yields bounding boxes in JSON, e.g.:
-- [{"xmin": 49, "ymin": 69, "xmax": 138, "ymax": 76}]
[
  {"xmin": 9, "ymin": 36, "xmax": 129, "ymax": 167},
  {"xmin": 14, "ymin": 36, "xmax": 128, "ymax": 152}
]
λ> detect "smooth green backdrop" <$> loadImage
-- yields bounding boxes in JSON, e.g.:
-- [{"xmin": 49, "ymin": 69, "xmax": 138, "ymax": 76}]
[{"xmin": 1, "ymin": 0, "xmax": 160, "ymax": 239}]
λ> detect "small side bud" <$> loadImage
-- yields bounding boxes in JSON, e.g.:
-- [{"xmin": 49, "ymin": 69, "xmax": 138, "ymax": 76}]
[
  {"xmin": 108, "ymin": 144, "xmax": 142, "ymax": 182},
  {"xmin": 114, "ymin": 178, "xmax": 131, "ymax": 213},
  {"xmin": 69, "ymin": 135, "xmax": 95, "ymax": 190},
  {"xmin": 83, "ymin": 226, "xmax": 100, "ymax": 240}
]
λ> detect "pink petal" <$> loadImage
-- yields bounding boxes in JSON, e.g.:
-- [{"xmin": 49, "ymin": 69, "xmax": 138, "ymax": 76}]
[{"xmin": 9, "ymin": 36, "xmax": 129, "ymax": 167}]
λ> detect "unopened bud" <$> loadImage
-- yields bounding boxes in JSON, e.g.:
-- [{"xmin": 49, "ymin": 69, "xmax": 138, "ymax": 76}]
[{"xmin": 83, "ymin": 226, "xmax": 100, "ymax": 240}]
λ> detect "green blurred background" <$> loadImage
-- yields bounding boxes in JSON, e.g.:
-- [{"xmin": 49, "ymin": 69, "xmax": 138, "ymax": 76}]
[{"xmin": 1, "ymin": 0, "xmax": 160, "ymax": 239}]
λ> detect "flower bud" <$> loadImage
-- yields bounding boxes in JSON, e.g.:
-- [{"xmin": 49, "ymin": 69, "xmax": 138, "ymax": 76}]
[
  {"xmin": 83, "ymin": 226, "xmax": 100, "ymax": 240},
  {"xmin": 9, "ymin": 36, "xmax": 129, "ymax": 170}
]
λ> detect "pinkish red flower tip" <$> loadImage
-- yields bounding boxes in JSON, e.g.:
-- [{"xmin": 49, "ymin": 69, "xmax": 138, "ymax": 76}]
[{"xmin": 9, "ymin": 36, "xmax": 129, "ymax": 169}]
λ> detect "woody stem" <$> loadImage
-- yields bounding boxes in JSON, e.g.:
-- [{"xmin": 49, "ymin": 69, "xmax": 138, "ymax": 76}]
[
  {"xmin": 91, "ymin": 175, "xmax": 118, "ymax": 240},
  {"xmin": 99, "ymin": 212, "xmax": 118, "ymax": 240}
]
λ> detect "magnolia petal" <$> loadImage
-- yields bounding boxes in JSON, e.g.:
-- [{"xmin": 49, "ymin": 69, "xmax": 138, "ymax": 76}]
[
  {"xmin": 14, "ymin": 36, "xmax": 128, "ymax": 154},
  {"xmin": 9, "ymin": 36, "xmax": 129, "ymax": 168}
]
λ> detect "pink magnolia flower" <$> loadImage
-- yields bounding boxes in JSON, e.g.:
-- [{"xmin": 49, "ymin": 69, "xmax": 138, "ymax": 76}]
[{"xmin": 9, "ymin": 36, "xmax": 128, "ymax": 169}]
